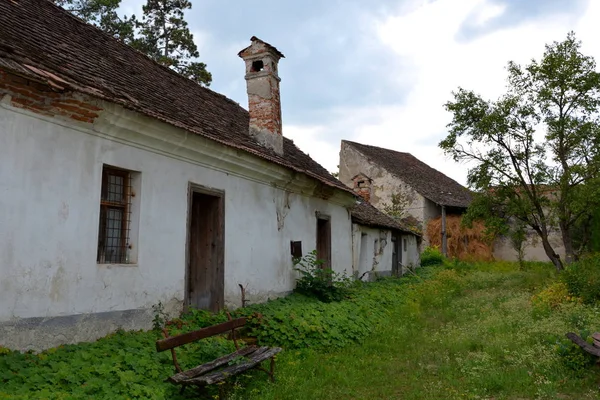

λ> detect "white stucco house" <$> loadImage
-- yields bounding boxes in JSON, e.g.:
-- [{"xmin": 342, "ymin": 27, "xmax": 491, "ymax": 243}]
[
  {"xmin": 350, "ymin": 202, "xmax": 420, "ymax": 280},
  {"xmin": 0, "ymin": 0, "xmax": 360, "ymax": 350}
]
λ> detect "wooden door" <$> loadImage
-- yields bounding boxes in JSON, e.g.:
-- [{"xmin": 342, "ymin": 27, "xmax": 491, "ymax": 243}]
[
  {"xmin": 187, "ymin": 188, "xmax": 224, "ymax": 312},
  {"xmin": 392, "ymin": 233, "xmax": 402, "ymax": 276},
  {"xmin": 316, "ymin": 217, "xmax": 331, "ymax": 270}
]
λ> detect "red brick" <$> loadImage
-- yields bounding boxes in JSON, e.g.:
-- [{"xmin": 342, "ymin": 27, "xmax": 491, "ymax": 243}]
[
  {"xmin": 59, "ymin": 98, "xmax": 102, "ymax": 111},
  {"xmin": 11, "ymin": 97, "xmax": 35, "ymax": 107},
  {"xmin": 69, "ymin": 114, "xmax": 94, "ymax": 123}
]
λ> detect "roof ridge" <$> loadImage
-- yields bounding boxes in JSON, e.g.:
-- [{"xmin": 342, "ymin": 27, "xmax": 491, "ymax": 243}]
[{"xmin": 343, "ymin": 140, "xmax": 472, "ymax": 207}]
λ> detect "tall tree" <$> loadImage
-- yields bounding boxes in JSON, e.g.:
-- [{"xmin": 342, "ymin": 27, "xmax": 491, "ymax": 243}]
[
  {"xmin": 440, "ymin": 32, "xmax": 600, "ymax": 271},
  {"xmin": 52, "ymin": 0, "xmax": 211, "ymax": 86},
  {"xmin": 132, "ymin": 0, "xmax": 211, "ymax": 85},
  {"xmin": 53, "ymin": 0, "xmax": 136, "ymax": 41}
]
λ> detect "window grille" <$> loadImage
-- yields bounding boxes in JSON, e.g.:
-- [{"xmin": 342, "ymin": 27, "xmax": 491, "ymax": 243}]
[{"xmin": 97, "ymin": 166, "xmax": 132, "ymax": 264}]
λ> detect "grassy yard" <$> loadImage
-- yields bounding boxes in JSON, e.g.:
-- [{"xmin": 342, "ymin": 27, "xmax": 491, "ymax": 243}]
[
  {"xmin": 234, "ymin": 262, "xmax": 600, "ymax": 400},
  {"xmin": 2, "ymin": 261, "xmax": 600, "ymax": 399}
]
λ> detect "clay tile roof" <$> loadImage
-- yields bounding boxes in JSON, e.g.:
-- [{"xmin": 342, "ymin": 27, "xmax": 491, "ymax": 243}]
[
  {"xmin": 350, "ymin": 202, "xmax": 421, "ymax": 236},
  {"xmin": 0, "ymin": 0, "xmax": 351, "ymax": 195},
  {"xmin": 343, "ymin": 141, "xmax": 472, "ymax": 208}
]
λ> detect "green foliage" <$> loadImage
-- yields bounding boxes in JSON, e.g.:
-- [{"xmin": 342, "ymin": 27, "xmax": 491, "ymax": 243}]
[
  {"xmin": 0, "ymin": 329, "xmax": 234, "ymax": 399},
  {"xmin": 420, "ymin": 246, "xmax": 444, "ymax": 266},
  {"xmin": 132, "ymin": 0, "xmax": 211, "ymax": 85},
  {"xmin": 0, "ymin": 269, "xmax": 434, "ymax": 399},
  {"xmin": 441, "ymin": 31, "xmax": 600, "ymax": 271},
  {"xmin": 531, "ymin": 282, "xmax": 581, "ymax": 316},
  {"xmin": 380, "ymin": 190, "xmax": 412, "ymax": 219},
  {"xmin": 554, "ymin": 331, "xmax": 597, "ymax": 374},
  {"xmin": 561, "ymin": 254, "xmax": 600, "ymax": 304},
  {"xmin": 232, "ymin": 266, "xmax": 458, "ymax": 351},
  {"xmin": 52, "ymin": 0, "xmax": 212, "ymax": 85},
  {"xmin": 5, "ymin": 260, "xmax": 600, "ymax": 399},
  {"xmin": 151, "ymin": 301, "xmax": 169, "ymax": 331},
  {"xmin": 53, "ymin": 0, "xmax": 136, "ymax": 41},
  {"xmin": 292, "ymin": 250, "xmax": 352, "ymax": 303}
]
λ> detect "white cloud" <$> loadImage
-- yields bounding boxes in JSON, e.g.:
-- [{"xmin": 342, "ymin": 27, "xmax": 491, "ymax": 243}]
[
  {"xmin": 290, "ymin": 0, "xmax": 600, "ymax": 186},
  {"xmin": 471, "ymin": 2, "xmax": 507, "ymax": 26}
]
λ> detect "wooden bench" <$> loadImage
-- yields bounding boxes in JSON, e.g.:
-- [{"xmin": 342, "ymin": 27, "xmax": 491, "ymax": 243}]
[
  {"xmin": 156, "ymin": 316, "xmax": 282, "ymax": 395},
  {"xmin": 566, "ymin": 332, "xmax": 600, "ymax": 358}
]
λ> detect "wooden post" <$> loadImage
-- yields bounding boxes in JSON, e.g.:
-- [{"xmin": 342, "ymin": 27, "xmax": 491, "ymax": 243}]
[{"xmin": 441, "ymin": 205, "xmax": 447, "ymax": 257}]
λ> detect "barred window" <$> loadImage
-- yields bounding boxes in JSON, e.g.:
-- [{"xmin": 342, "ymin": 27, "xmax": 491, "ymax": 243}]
[{"xmin": 97, "ymin": 166, "xmax": 132, "ymax": 264}]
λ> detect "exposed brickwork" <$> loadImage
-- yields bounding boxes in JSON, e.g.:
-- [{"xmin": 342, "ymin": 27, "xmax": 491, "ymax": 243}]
[
  {"xmin": 0, "ymin": 1, "xmax": 352, "ymax": 194},
  {"xmin": 247, "ymin": 79, "xmax": 282, "ymax": 136},
  {"xmin": 352, "ymin": 174, "xmax": 372, "ymax": 203},
  {"xmin": 239, "ymin": 37, "xmax": 284, "ymax": 138},
  {"xmin": 0, "ymin": 69, "xmax": 102, "ymax": 123}
]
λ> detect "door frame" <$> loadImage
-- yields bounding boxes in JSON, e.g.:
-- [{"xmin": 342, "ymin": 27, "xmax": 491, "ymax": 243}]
[
  {"xmin": 315, "ymin": 212, "xmax": 332, "ymax": 270},
  {"xmin": 184, "ymin": 183, "xmax": 225, "ymax": 312}
]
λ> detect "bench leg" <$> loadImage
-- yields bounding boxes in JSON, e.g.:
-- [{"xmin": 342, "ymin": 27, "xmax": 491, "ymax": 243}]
[{"xmin": 269, "ymin": 356, "xmax": 276, "ymax": 383}]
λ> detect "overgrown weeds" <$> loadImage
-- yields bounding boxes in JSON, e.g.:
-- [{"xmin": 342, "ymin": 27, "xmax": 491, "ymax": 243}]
[
  {"xmin": 3, "ymin": 260, "xmax": 600, "ymax": 399},
  {"xmin": 292, "ymin": 250, "xmax": 353, "ymax": 302},
  {"xmin": 561, "ymin": 253, "xmax": 600, "ymax": 304}
]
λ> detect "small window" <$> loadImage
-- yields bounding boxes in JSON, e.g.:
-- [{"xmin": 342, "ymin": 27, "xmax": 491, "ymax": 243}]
[
  {"xmin": 404, "ymin": 238, "xmax": 408, "ymax": 250},
  {"xmin": 251, "ymin": 60, "xmax": 264, "ymax": 72},
  {"xmin": 290, "ymin": 241, "xmax": 303, "ymax": 259},
  {"xmin": 97, "ymin": 166, "xmax": 132, "ymax": 264}
]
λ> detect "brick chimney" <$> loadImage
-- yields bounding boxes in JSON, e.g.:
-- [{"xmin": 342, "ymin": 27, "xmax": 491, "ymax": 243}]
[
  {"xmin": 238, "ymin": 36, "xmax": 285, "ymax": 156},
  {"xmin": 352, "ymin": 173, "xmax": 372, "ymax": 202}
]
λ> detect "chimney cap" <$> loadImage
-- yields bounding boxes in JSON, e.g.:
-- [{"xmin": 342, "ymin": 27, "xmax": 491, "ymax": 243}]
[{"xmin": 238, "ymin": 36, "xmax": 285, "ymax": 59}]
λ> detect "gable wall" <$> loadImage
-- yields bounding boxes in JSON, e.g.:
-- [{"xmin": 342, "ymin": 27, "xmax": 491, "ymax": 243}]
[{"xmin": 339, "ymin": 142, "xmax": 426, "ymax": 225}]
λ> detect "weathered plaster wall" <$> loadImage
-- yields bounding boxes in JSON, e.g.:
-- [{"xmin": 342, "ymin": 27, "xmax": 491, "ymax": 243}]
[
  {"xmin": 0, "ymin": 101, "xmax": 354, "ymax": 350},
  {"xmin": 339, "ymin": 143, "xmax": 426, "ymax": 224},
  {"xmin": 493, "ymin": 229, "xmax": 566, "ymax": 263},
  {"xmin": 400, "ymin": 234, "xmax": 420, "ymax": 269},
  {"xmin": 351, "ymin": 224, "xmax": 393, "ymax": 280}
]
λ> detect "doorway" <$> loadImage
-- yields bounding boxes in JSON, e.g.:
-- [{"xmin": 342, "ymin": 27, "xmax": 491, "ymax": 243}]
[
  {"xmin": 316, "ymin": 216, "xmax": 331, "ymax": 269},
  {"xmin": 186, "ymin": 186, "xmax": 224, "ymax": 312},
  {"xmin": 392, "ymin": 233, "xmax": 402, "ymax": 276}
]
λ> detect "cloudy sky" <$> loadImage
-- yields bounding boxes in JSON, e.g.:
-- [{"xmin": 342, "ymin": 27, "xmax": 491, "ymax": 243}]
[{"xmin": 121, "ymin": 0, "xmax": 598, "ymax": 186}]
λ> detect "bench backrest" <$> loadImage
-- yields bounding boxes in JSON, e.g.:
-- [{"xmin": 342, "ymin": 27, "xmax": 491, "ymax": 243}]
[{"xmin": 156, "ymin": 317, "xmax": 247, "ymax": 352}]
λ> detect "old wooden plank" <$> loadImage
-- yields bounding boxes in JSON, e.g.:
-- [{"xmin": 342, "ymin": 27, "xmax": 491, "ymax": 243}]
[
  {"xmin": 566, "ymin": 332, "xmax": 600, "ymax": 357},
  {"xmin": 155, "ymin": 317, "xmax": 247, "ymax": 352},
  {"xmin": 184, "ymin": 347, "xmax": 282, "ymax": 386},
  {"xmin": 592, "ymin": 332, "xmax": 600, "ymax": 349},
  {"xmin": 168, "ymin": 346, "xmax": 258, "ymax": 383}
]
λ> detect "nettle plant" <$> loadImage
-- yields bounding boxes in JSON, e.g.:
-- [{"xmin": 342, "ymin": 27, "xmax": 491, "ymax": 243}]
[{"xmin": 293, "ymin": 250, "xmax": 352, "ymax": 303}]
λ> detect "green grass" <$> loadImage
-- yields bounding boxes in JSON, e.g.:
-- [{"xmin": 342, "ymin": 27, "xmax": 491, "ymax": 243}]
[
  {"xmin": 231, "ymin": 262, "xmax": 600, "ymax": 400},
  {"xmin": 2, "ymin": 261, "xmax": 600, "ymax": 399}
]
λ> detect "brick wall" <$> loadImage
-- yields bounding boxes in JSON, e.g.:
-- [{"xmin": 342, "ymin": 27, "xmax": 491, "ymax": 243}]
[
  {"xmin": 0, "ymin": 69, "xmax": 102, "ymax": 123},
  {"xmin": 248, "ymin": 77, "xmax": 282, "ymax": 136},
  {"xmin": 352, "ymin": 174, "xmax": 372, "ymax": 202}
]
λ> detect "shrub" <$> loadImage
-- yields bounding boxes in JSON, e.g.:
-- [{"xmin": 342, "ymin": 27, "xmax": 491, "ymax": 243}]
[
  {"xmin": 554, "ymin": 331, "xmax": 597, "ymax": 374},
  {"xmin": 292, "ymin": 250, "xmax": 353, "ymax": 303},
  {"xmin": 531, "ymin": 282, "xmax": 580, "ymax": 314},
  {"xmin": 561, "ymin": 254, "xmax": 600, "ymax": 304},
  {"xmin": 420, "ymin": 246, "xmax": 444, "ymax": 266}
]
